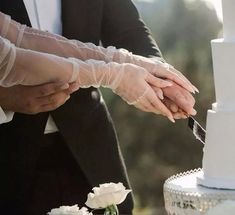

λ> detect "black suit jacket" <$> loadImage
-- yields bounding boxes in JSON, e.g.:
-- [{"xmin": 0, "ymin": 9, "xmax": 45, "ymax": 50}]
[{"xmin": 0, "ymin": 0, "xmax": 162, "ymax": 212}]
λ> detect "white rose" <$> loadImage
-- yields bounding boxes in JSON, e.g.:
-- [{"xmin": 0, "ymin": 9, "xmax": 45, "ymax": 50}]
[
  {"xmin": 85, "ymin": 182, "xmax": 132, "ymax": 209},
  {"xmin": 206, "ymin": 200, "xmax": 235, "ymax": 215},
  {"xmin": 47, "ymin": 205, "xmax": 92, "ymax": 215}
]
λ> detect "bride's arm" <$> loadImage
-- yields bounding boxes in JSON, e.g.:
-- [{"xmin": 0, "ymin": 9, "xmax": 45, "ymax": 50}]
[
  {"xmin": 0, "ymin": 35, "xmax": 178, "ymax": 121},
  {"xmin": 0, "ymin": 12, "xmax": 197, "ymax": 94},
  {"xmin": 0, "ymin": 12, "xmax": 197, "ymax": 118},
  {"xmin": 0, "ymin": 36, "xmax": 76, "ymax": 87}
]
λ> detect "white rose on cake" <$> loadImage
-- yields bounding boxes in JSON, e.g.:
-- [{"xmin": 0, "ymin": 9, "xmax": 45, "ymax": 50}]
[
  {"xmin": 85, "ymin": 182, "xmax": 131, "ymax": 209},
  {"xmin": 206, "ymin": 200, "xmax": 235, "ymax": 215},
  {"xmin": 47, "ymin": 205, "xmax": 92, "ymax": 215}
]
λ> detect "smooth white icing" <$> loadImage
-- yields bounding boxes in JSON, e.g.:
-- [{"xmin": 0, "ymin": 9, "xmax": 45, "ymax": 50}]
[
  {"xmin": 197, "ymin": 0, "xmax": 235, "ymax": 189},
  {"xmin": 222, "ymin": 0, "xmax": 235, "ymax": 41},
  {"xmin": 198, "ymin": 108, "xmax": 235, "ymax": 189},
  {"xmin": 211, "ymin": 40, "xmax": 235, "ymax": 109}
]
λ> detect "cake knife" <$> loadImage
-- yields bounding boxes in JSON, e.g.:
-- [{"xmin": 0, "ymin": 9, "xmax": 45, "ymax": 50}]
[{"xmin": 188, "ymin": 117, "xmax": 206, "ymax": 144}]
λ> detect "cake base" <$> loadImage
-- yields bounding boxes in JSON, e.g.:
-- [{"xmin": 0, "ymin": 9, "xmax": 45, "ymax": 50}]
[
  {"xmin": 164, "ymin": 169, "xmax": 235, "ymax": 215},
  {"xmin": 197, "ymin": 171, "xmax": 235, "ymax": 190}
]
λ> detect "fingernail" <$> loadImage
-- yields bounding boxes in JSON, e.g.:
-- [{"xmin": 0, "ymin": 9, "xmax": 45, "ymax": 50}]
[
  {"xmin": 189, "ymin": 86, "xmax": 195, "ymax": 94},
  {"xmin": 72, "ymin": 85, "xmax": 80, "ymax": 92},
  {"xmin": 70, "ymin": 83, "xmax": 80, "ymax": 92},
  {"xmin": 158, "ymin": 91, "xmax": 164, "ymax": 100},
  {"xmin": 165, "ymin": 81, "xmax": 173, "ymax": 87},
  {"xmin": 180, "ymin": 112, "xmax": 188, "ymax": 118},
  {"xmin": 171, "ymin": 105, "xmax": 178, "ymax": 113},
  {"xmin": 168, "ymin": 116, "xmax": 175, "ymax": 123},
  {"xmin": 191, "ymin": 109, "xmax": 197, "ymax": 115},
  {"xmin": 60, "ymin": 83, "xmax": 70, "ymax": 90},
  {"xmin": 193, "ymin": 86, "xmax": 199, "ymax": 93}
]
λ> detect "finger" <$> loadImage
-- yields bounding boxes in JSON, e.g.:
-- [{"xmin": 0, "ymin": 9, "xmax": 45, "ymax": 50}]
[
  {"xmin": 163, "ymin": 98, "xmax": 179, "ymax": 113},
  {"xmin": 169, "ymin": 90, "xmax": 196, "ymax": 115},
  {"xmin": 32, "ymin": 82, "xmax": 70, "ymax": 98},
  {"xmin": 173, "ymin": 112, "xmax": 185, "ymax": 119},
  {"xmin": 68, "ymin": 81, "xmax": 80, "ymax": 94},
  {"xmin": 151, "ymin": 86, "xmax": 164, "ymax": 100},
  {"xmin": 146, "ymin": 89, "xmax": 175, "ymax": 122},
  {"xmin": 133, "ymin": 92, "xmax": 158, "ymax": 113},
  {"xmin": 134, "ymin": 101, "xmax": 154, "ymax": 113},
  {"xmin": 39, "ymin": 95, "xmax": 70, "ymax": 112},
  {"xmin": 163, "ymin": 63, "xmax": 196, "ymax": 89},
  {"xmin": 146, "ymin": 73, "xmax": 173, "ymax": 88},
  {"xmin": 162, "ymin": 84, "xmax": 196, "ymax": 115},
  {"xmin": 170, "ymin": 103, "xmax": 179, "ymax": 113},
  {"xmin": 152, "ymin": 87, "xmax": 180, "ymax": 113},
  {"xmin": 173, "ymin": 111, "xmax": 188, "ymax": 120},
  {"xmin": 170, "ymin": 67, "xmax": 199, "ymax": 93},
  {"xmin": 155, "ymin": 88, "xmax": 164, "ymax": 100},
  {"xmin": 132, "ymin": 90, "xmax": 161, "ymax": 114},
  {"xmin": 152, "ymin": 64, "xmax": 195, "ymax": 93},
  {"xmin": 170, "ymin": 66, "xmax": 199, "ymax": 92},
  {"xmin": 134, "ymin": 91, "xmax": 174, "ymax": 121},
  {"xmin": 37, "ymin": 91, "xmax": 70, "ymax": 106},
  {"xmin": 164, "ymin": 70, "xmax": 195, "ymax": 93}
]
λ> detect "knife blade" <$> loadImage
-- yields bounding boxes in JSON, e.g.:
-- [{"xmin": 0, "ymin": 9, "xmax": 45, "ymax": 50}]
[{"xmin": 188, "ymin": 116, "xmax": 206, "ymax": 144}]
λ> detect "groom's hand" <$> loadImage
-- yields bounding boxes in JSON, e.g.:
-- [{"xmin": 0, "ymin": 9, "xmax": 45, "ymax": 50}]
[
  {"xmin": 162, "ymin": 81, "xmax": 196, "ymax": 116},
  {"xmin": 0, "ymin": 82, "xmax": 79, "ymax": 114}
]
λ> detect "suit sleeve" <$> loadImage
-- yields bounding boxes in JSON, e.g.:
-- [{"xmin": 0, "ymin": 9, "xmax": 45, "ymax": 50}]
[{"xmin": 101, "ymin": 0, "xmax": 163, "ymax": 59}]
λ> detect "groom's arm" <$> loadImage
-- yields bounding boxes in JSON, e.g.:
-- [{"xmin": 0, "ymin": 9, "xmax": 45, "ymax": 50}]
[{"xmin": 101, "ymin": 0, "xmax": 163, "ymax": 59}]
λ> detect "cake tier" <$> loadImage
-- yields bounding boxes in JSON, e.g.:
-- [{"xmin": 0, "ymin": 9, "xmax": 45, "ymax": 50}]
[
  {"xmin": 164, "ymin": 169, "xmax": 235, "ymax": 215},
  {"xmin": 222, "ymin": 0, "xmax": 235, "ymax": 41},
  {"xmin": 211, "ymin": 39, "xmax": 235, "ymax": 109},
  {"xmin": 198, "ymin": 105, "xmax": 235, "ymax": 189}
]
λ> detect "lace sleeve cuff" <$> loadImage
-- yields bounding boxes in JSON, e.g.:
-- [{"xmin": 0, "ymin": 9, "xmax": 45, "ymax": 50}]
[{"xmin": 0, "ymin": 106, "xmax": 14, "ymax": 124}]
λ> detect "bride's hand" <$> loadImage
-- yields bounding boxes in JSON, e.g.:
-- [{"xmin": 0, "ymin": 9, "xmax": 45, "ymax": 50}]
[
  {"xmin": 136, "ymin": 57, "xmax": 198, "ymax": 94},
  {"xmin": 70, "ymin": 58, "xmax": 178, "ymax": 122},
  {"xmin": 108, "ymin": 48, "xmax": 198, "ymax": 94},
  {"xmin": 121, "ymin": 70, "xmax": 176, "ymax": 122}
]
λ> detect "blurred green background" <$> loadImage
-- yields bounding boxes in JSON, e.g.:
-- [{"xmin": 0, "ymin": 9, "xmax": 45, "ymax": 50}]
[{"xmin": 102, "ymin": 0, "xmax": 222, "ymax": 214}]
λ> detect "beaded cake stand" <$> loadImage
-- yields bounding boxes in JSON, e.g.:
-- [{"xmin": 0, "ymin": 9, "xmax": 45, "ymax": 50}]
[{"xmin": 163, "ymin": 169, "xmax": 235, "ymax": 215}]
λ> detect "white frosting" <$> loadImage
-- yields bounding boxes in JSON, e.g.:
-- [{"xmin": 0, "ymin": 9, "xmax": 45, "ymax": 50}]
[
  {"xmin": 198, "ymin": 0, "xmax": 235, "ymax": 189},
  {"xmin": 222, "ymin": 0, "xmax": 235, "ymax": 41},
  {"xmin": 211, "ymin": 40, "xmax": 235, "ymax": 109},
  {"xmin": 198, "ymin": 108, "xmax": 235, "ymax": 189}
]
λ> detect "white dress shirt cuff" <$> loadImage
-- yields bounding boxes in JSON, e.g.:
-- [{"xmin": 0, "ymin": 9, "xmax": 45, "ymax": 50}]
[{"xmin": 0, "ymin": 106, "xmax": 14, "ymax": 124}]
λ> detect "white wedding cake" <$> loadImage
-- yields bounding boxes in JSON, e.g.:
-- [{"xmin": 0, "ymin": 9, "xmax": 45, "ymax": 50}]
[{"xmin": 197, "ymin": 0, "xmax": 235, "ymax": 189}]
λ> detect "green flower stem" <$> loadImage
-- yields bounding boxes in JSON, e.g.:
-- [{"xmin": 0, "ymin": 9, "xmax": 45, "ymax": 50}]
[{"xmin": 104, "ymin": 205, "xmax": 119, "ymax": 215}]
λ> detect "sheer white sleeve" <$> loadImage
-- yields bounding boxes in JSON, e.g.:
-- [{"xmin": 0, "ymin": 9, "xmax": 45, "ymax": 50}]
[
  {"xmin": 0, "ymin": 12, "xmax": 197, "ymax": 93},
  {"xmin": 0, "ymin": 12, "xmax": 194, "ymax": 120},
  {"xmin": 68, "ymin": 58, "xmax": 176, "ymax": 121},
  {"xmin": 0, "ymin": 33, "xmax": 175, "ymax": 119},
  {"xmin": 0, "ymin": 36, "xmax": 16, "ymax": 86},
  {"xmin": 0, "ymin": 35, "xmax": 77, "ymax": 87},
  {"xmin": 0, "ymin": 105, "xmax": 14, "ymax": 124}
]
